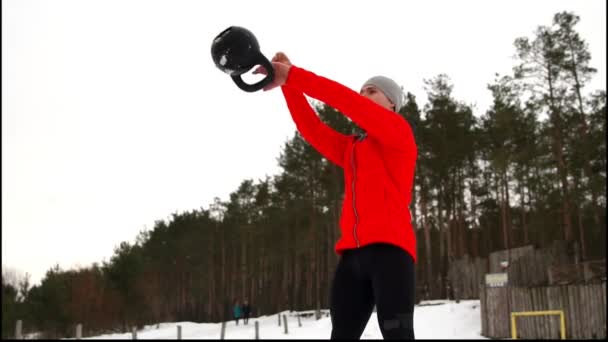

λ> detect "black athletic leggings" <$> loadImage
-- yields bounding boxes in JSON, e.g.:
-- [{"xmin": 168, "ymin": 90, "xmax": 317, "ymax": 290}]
[{"xmin": 330, "ymin": 243, "xmax": 415, "ymax": 340}]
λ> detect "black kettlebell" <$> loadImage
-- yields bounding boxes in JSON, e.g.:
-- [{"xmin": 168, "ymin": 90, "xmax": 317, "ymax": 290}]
[{"xmin": 211, "ymin": 26, "xmax": 274, "ymax": 92}]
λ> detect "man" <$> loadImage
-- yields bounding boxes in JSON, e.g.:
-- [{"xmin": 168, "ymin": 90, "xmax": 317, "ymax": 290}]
[
  {"xmin": 254, "ymin": 52, "xmax": 417, "ymax": 339},
  {"xmin": 242, "ymin": 298, "xmax": 251, "ymax": 325}
]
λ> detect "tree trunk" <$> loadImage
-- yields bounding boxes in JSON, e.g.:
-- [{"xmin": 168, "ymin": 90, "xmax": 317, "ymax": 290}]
[
  {"xmin": 520, "ymin": 170, "xmax": 530, "ymax": 245},
  {"xmin": 547, "ymin": 60, "xmax": 573, "ymax": 241},
  {"xmin": 498, "ymin": 172, "xmax": 509, "ymax": 251},
  {"xmin": 468, "ymin": 180, "xmax": 480, "ymax": 258},
  {"xmin": 436, "ymin": 191, "xmax": 445, "ymax": 298},
  {"xmin": 504, "ymin": 170, "xmax": 514, "ymax": 247},
  {"xmin": 291, "ymin": 230, "xmax": 298, "ymax": 311},
  {"xmin": 283, "ymin": 220, "xmax": 292, "ymax": 312},
  {"xmin": 438, "ymin": 187, "xmax": 448, "ymax": 278},
  {"xmin": 566, "ymin": 38, "xmax": 602, "ymax": 229},
  {"xmin": 420, "ymin": 182, "xmax": 433, "ymax": 299},
  {"xmin": 221, "ymin": 224, "xmax": 226, "ymax": 319},
  {"xmin": 241, "ymin": 228, "xmax": 247, "ymax": 302},
  {"xmin": 573, "ymin": 177, "xmax": 588, "ymax": 261},
  {"xmin": 457, "ymin": 171, "xmax": 466, "ymax": 257}
]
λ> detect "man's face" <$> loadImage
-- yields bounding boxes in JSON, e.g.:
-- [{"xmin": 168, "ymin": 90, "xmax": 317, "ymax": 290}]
[{"xmin": 360, "ymin": 85, "xmax": 395, "ymax": 111}]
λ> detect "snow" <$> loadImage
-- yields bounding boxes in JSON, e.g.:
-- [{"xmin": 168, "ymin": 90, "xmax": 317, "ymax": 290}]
[{"xmin": 73, "ymin": 300, "xmax": 488, "ymax": 339}]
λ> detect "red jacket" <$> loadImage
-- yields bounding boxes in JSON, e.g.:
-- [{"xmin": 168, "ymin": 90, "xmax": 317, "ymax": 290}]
[{"xmin": 281, "ymin": 66, "xmax": 418, "ymax": 262}]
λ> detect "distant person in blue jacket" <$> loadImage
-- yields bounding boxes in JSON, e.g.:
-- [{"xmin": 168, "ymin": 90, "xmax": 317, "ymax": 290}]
[{"xmin": 233, "ymin": 299, "xmax": 242, "ymax": 325}]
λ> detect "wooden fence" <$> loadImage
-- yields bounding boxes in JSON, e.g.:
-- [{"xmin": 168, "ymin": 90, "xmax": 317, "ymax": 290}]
[
  {"xmin": 447, "ymin": 255, "xmax": 487, "ymax": 299},
  {"xmin": 447, "ymin": 242, "xmax": 576, "ymax": 299},
  {"xmin": 548, "ymin": 260, "xmax": 607, "ymax": 285},
  {"xmin": 480, "ymin": 282, "xmax": 606, "ymax": 339},
  {"xmin": 489, "ymin": 245, "xmax": 535, "ymax": 273},
  {"xmin": 506, "ymin": 244, "xmax": 578, "ymax": 286}
]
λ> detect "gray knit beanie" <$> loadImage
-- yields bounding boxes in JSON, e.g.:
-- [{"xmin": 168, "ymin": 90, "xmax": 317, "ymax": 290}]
[{"xmin": 362, "ymin": 76, "xmax": 404, "ymax": 112}]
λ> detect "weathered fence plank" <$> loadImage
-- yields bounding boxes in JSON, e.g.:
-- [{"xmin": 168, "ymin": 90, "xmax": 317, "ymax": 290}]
[
  {"xmin": 531, "ymin": 287, "xmax": 540, "ymax": 339},
  {"xmin": 447, "ymin": 255, "xmax": 487, "ymax": 299},
  {"xmin": 220, "ymin": 321, "xmax": 226, "ymax": 339},
  {"xmin": 570, "ymin": 285, "xmax": 581, "ymax": 339},
  {"xmin": 479, "ymin": 285, "xmax": 487, "ymax": 336},
  {"xmin": 15, "ymin": 320, "xmax": 22, "ymax": 339},
  {"xmin": 486, "ymin": 287, "xmax": 510, "ymax": 338},
  {"xmin": 581, "ymin": 285, "xmax": 589, "ymax": 339},
  {"xmin": 481, "ymin": 282, "xmax": 606, "ymax": 339},
  {"xmin": 510, "ymin": 287, "xmax": 522, "ymax": 338},
  {"xmin": 282, "ymin": 314, "xmax": 288, "ymax": 334},
  {"xmin": 547, "ymin": 286, "xmax": 560, "ymax": 339},
  {"xmin": 76, "ymin": 323, "xmax": 82, "ymax": 339}
]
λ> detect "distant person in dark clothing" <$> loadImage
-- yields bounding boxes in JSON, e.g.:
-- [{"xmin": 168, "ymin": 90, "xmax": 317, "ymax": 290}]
[{"xmin": 242, "ymin": 298, "xmax": 252, "ymax": 324}]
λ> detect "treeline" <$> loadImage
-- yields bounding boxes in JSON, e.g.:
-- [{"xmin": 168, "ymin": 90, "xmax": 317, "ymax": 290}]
[{"xmin": 2, "ymin": 11, "xmax": 606, "ymax": 339}]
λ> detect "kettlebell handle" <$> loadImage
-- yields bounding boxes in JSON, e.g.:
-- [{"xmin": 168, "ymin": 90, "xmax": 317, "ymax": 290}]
[{"xmin": 231, "ymin": 53, "xmax": 275, "ymax": 92}]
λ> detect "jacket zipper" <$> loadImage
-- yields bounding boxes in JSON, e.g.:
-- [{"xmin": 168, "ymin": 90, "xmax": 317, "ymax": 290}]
[{"xmin": 351, "ymin": 135, "xmax": 365, "ymax": 248}]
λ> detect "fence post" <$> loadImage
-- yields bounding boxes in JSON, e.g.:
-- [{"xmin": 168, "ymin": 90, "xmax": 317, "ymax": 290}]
[
  {"xmin": 283, "ymin": 314, "xmax": 288, "ymax": 334},
  {"xmin": 316, "ymin": 301, "xmax": 322, "ymax": 320},
  {"xmin": 297, "ymin": 314, "xmax": 302, "ymax": 327},
  {"xmin": 220, "ymin": 321, "xmax": 226, "ymax": 340},
  {"xmin": 131, "ymin": 326, "xmax": 137, "ymax": 339},
  {"xmin": 15, "ymin": 320, "xmax": 22, "ymax": 339},
  {"xmin": 255, "ymin": 321, "xmax": 259, "ymax": 340},
  {"xmin": 177, "ymin": 325, "xmax": 182, "ymax": 340},
  {"xmin": 76, "ymin": 323, "xmax": 82, "ymax": 339}
]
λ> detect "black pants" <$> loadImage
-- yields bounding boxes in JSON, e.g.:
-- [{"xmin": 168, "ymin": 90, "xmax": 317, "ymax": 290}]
[{"xmin": 330, "ymin": 243, "xmax": 415, "ymax": 340}]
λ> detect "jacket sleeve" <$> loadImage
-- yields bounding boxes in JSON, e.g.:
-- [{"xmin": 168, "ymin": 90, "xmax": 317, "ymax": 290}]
[
  {"xmin": 281, "ymin": 85, "xmax": 349, "ymax": 168},
  {"xmin": 284, "ymin": 65, "xmax": 416, "ymax": 156}
]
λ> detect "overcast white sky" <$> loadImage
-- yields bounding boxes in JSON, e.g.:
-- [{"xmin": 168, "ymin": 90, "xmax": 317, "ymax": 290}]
[{"xmin": 2, "ymin": 0, "xmax": 606, "ymax": 285}]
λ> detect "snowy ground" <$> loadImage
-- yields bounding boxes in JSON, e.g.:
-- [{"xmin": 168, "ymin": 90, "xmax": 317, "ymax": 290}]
[{"xmin": 74, "ymin": 300, "xmax": 487, "ymax": 339}]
